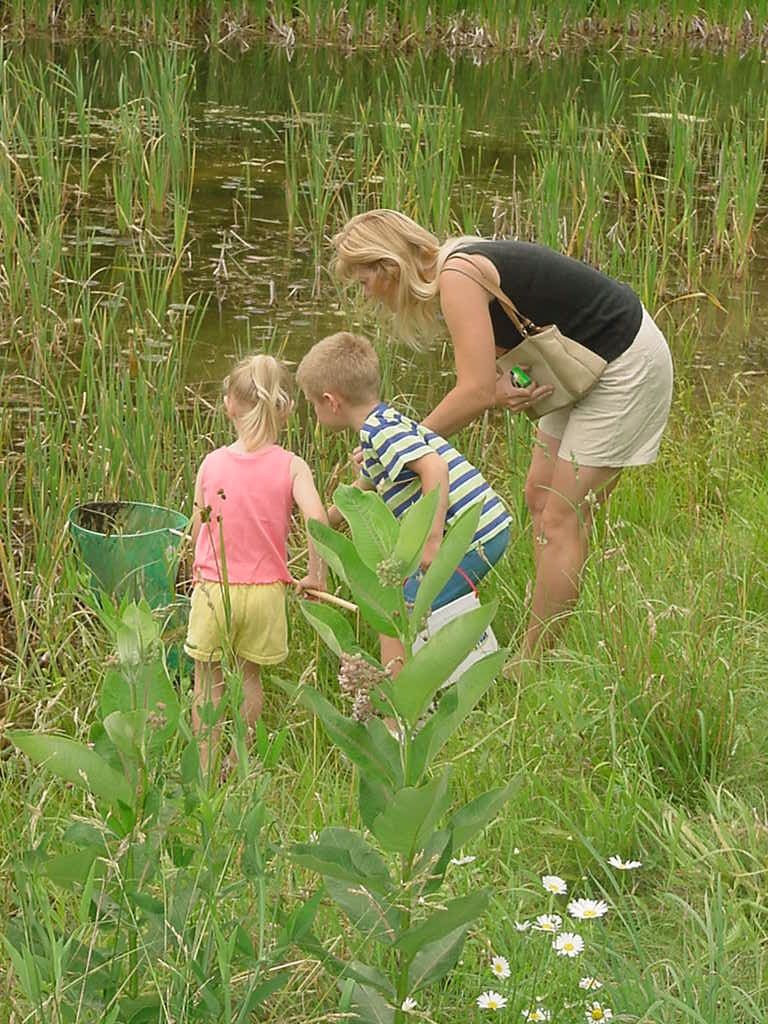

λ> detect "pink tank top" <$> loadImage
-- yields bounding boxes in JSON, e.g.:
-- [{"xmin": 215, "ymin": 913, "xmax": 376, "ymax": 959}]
[{"xmin": 193, "ymin": 445, "xmax": 295, "ymax": 585}]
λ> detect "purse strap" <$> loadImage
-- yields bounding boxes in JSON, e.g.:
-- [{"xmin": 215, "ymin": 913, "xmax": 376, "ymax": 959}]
[{"xmin": 440, "ymin": 252, "xmax": 539, "ymax": 337}]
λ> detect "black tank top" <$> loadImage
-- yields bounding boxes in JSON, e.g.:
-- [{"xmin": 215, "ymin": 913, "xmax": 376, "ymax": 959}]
[{"xmin": 454, "ymin": 241, "xmax": 643, "ymax": 363}]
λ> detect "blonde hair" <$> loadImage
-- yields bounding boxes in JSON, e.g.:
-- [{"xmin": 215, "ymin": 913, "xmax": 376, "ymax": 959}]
[
  {"xmin": 296, "ymin": 332, "xmax": 380, "ymax": 404},
  {"xmin": 332, "ymin": 209, "xmax": 483, "ymax": 348},
  {"xmin": 224, "ymin": 353, "xmax": 293, "ymax": 450}
]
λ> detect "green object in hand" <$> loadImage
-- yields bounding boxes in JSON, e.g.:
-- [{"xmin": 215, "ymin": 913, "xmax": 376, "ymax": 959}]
[{"xmin": 510, "ymin": 366, "xmax": 532, "ymax": 387}]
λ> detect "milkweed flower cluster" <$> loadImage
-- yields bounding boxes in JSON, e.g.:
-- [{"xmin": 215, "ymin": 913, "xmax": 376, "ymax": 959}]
[{"xmin": 337, "ymin": 652, "xmax": 385, "ymax": 722}]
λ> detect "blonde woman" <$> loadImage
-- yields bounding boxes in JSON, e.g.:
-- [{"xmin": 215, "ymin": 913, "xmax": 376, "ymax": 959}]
[{"xmin": 332, "ymin": 210, "xmax": 673, "ymax": 658}]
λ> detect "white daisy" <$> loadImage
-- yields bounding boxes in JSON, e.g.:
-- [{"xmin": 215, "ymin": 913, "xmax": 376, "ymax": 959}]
[
  {"xmin": 607, "ymin": 854, "xmax": 642, "ymax": 870},
  {"xmin": 585, "ymin": 1002, "xmax": 613, "ymax": 1021},
  {"xmin": 490, "ymin": 955, "xmax": 510, "ymax": 980},
  {"xmin": 522, "ymin": 1009, "xmax": 551, "ymax": 1021},
  {"xmin": 552, "ymin": 931, "xmax": 584, "ymax": 957},
  {"xmin": 568, "ymin": 898, "xmax": 609, "ymax": 920},
  {"xmin": 579, "ymin": 977, "xmax": 603, "ymax": 991},
  {"xmin": 401, "ymin": 997, "xmax": 418, "ymax": 1012},
  {"xmin": 542, "ymin": 874, "xmax": 568, "ymax": 895},
  {"xmin": 533, "ymin": 914, "xmax": 562, "ymax": 933},
  {"xmin": 450, "ymin": 854, "xmax": 476, "ymax": 866},
  {"xmin": 477, "ymin": 991, "xmax": 507, "ymax": 1010},
  {"xmin": 515, "ymin": 920, "xmax": 532, "ymax": 932}
]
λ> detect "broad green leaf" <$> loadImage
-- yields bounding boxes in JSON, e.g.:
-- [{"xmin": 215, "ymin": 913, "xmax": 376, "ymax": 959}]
[
  {"xmin": 104, "ymin": 710, "xmax": 146, "ymax": 760},
  {"xmin": 344, "ymin": 962, "xmax": 394, "ymax": 999},
  {"xmin": 100, "ymin": 660, "xmax": 180, "ymax": 748},
  {"xmin": 10, "ymin": 731, "xmax": 133, "ymax": 809},
  {"xmin": 411, "ymin": 829, "xmax": 453, "ymax": 897},
  {"xmin": 334, "ymin": 484, "xmax": 399, "ymax": 572},
  {"xmin": 347, "ymin": 981, "xmax": 395, "ymax": 1024},
  {"xmin": 370, "ymin": 769, "xmax": 452, "ymax": 856},
  {"xmin": 289, "ymin": 827, "xmax": 393, "ymax": 894},
  {"xmin": 300, "ymin": 935, "xmax": 395, "ymax": 998},
  {"xmin": 279, "ymin": 891, "xmax": 324, "ymax": 946},
  {"xmin": 296, "ymin": 686, "xmax": 399, "ymax": 786},
  {"xmin": 116, "ymin": 602, "xmax": 161, "ymax": 665},
  {"xmin": 300, "ymin": 600, "xmax": 359, "ymax": 658},
  {"xmin": 448, "ymin": 781, "xmax": 521, "ymax": 850},
  {"xmin": 391, "ymin": 601, "xmax": 498, "ymax": 728},
  {"xmin": 308, "ymin": 520, "xmax": 401, "ymax": 637},
  {"xmin": 393, "ymin": 487, "xmax": 440, "ymax": 578},
  {"xmin": 42, "ymin": 847, "xmax": 103, "ymax": 889},
  {"xmin": 325, "ymin": 877, "xmax": 399, "ymax": 946},
  {"xmin": 3, "ymin": 938, "xmax": 41, "ymax": 1004},
  {"xmin": 410, "ymin": 502, "xmax": 482, "ymax": 633},
  {"xmin": 409, "ymin": 649, "xmax": 506, "ymax": 783},
  {"xmin": 359, "ymin": 773, "xmax": 394, "ymax": 832},
  {"xmin": 396, "ymin": 891, "xmax": 489, "ymax": 959},
  {"xmin": 237, "ymin": 972, "xmax": 291, "ymax": 1020},
  {"xmin": 407, "ymin": 922, "xmax": 471, "ymax": 993}
]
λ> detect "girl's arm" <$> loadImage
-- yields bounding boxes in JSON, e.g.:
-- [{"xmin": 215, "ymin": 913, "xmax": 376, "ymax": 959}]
[
  {"xmin": 406, "ymin": 451, "xmax": 450, "ymax": 569},
  {"xmin": 291, "ymin": 456, "xmax": 328, "ymax": 592},
  {"xmin": 328, "ymin": 473, "xmax": 375, "ymax": 528},
  {"xmin": 190, "ymin": 466, "xmax": 205, "ymax": 547}
]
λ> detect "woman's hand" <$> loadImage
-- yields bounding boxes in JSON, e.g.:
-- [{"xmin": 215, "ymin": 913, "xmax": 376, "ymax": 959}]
[{"xmin": 495, "ymin": 370, "xmax": 554, "ymax": 414}]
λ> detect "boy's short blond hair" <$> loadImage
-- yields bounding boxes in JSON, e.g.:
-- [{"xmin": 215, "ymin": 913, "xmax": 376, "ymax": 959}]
[{"xmin": 296, "ymin": 331, "xmax": 381, "ymax": 403}]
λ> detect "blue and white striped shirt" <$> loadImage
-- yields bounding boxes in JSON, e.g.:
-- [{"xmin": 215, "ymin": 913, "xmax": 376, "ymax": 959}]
[{"xmin": 359, "ymin": 402, "xmax": 511, "ymax": 549}]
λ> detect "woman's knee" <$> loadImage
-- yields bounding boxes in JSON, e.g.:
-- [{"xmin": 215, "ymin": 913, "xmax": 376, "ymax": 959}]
[{"xmin": 538, "ymin": 498, "xmax": 589, "ymax": 546}]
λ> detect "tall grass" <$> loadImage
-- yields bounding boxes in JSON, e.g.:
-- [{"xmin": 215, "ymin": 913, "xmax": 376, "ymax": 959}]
[
  {"xmin": 4, "ymin": 0, "xmax": 768, "ymax": 48},
  {"xmin": 3, "ymin": 31, "xmax": 768, "ymax": 1024}
]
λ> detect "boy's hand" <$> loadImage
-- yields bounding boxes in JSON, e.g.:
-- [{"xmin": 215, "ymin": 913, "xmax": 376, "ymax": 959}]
[
  {"xmin": 420, "ymin": 537, "xmax": 442, "ymax": 570},
  {"xmin": 294, "ymin": 575, "xmax": 327, "ymax": 596},
  {"xmin": 327, "ymin": 504, "xmax": 343, "ymax": 529}
]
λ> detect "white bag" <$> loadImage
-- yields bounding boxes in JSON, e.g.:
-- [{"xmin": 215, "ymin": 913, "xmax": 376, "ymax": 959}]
[{"xmin": 412, "ymin": 591, "xmax": 498, "ymax": 689}]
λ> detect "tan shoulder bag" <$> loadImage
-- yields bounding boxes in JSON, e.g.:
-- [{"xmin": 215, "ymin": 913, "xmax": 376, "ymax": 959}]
[{"xmin": 443, "ymin": 254, "xmax": 607, "ymax": 419}]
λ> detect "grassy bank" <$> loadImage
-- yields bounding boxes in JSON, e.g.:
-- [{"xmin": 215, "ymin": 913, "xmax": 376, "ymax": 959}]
[{"xmin": 2, "ymin": 35, "xmax": 768, "ymax": 1024}]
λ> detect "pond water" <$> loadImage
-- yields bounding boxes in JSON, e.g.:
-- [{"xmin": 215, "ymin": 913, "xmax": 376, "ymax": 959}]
[{"xmin": 7, "ymin": 38, "xmax": 768, "ymax": 396}]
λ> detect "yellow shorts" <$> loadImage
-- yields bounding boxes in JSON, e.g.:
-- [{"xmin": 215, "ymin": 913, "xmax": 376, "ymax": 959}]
[{"xmin": 184, "ymin": 580, "xmax": 288, "ymax": 665}]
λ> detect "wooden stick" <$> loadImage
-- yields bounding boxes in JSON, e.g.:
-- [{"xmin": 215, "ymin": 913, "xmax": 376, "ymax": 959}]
[{"xmin": 303, "ymin": 589, "xmax": 358, "ymax": 613}]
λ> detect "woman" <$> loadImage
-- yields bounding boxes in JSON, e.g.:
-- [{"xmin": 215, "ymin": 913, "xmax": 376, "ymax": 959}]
[{"xmin": 332, "ymin": 210, "xmax": 673, "ymax": 658}]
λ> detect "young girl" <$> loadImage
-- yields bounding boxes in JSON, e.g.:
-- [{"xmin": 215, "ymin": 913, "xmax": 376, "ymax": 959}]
[{"xmin": 185, "ymin": 353, "xmax": 327, "ymax": 771}]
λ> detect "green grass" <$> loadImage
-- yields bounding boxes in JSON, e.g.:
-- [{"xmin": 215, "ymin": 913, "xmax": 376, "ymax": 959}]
[{"xmin": 2, "ymin": 31, "xmax": 768, "ymax": 1024}]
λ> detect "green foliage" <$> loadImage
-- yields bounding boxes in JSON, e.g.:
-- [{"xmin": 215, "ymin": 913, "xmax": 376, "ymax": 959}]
[
  {"xmin": 291, "ymin": 488, "xmax": 512, "ymax": 1022},
  {"xmin": 8, "ymin": 602, "xmax": 291, "ymax": 1023}
]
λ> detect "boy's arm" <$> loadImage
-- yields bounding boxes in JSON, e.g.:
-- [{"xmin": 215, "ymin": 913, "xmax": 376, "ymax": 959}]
[
  {"xmin": 406, "ymin": 452, "xmax": 450, "ymax": 569},
  {"xmin": 291, "ymin": 456, "xmax": 328, "ymax": 592}
]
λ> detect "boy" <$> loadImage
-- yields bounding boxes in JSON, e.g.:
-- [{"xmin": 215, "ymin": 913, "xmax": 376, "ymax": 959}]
[{"xmin": 296, "ymin": 331, "xmax": 510, "ymax": 673}]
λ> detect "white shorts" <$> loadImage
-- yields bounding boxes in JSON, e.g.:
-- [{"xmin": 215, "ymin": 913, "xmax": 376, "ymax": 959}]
[{"xmin": 537, "ymin": 307, "xmax": 673, "ymax": 467}]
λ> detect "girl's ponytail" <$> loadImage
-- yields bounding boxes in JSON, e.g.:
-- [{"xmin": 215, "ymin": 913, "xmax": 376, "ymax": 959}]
[{"xmin": 224, "ymin": 354, "xmax": 293, "ymax": 450}]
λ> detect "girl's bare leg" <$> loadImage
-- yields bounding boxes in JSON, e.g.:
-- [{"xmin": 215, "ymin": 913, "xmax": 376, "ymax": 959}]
[{"xmin": 192, "ymin": 658, "xmax": 225, "ymax": 773}]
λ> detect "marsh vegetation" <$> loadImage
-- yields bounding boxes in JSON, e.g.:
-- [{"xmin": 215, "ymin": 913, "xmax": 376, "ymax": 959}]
[{"xmin": 2, "ymin": 12, "xmax": 768, "ymax": 1023}]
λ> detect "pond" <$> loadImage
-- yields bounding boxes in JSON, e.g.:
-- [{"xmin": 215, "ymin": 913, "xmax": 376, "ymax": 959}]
[{"xmin": 3, "ymin": 36, "xmax": 768, "ymax": 401}]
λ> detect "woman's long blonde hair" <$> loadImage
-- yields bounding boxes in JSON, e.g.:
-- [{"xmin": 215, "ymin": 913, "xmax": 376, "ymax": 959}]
[
  {"xmin": 332, "ymin": 209, "xmax": 481, "ymax": 348},
  {"xmin": 224, "ymin": 353, "xmax": 293, "ymax": 450}
]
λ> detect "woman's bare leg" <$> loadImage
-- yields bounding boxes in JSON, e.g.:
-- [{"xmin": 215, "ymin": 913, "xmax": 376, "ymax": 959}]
[{"xmin": 522, "ymin": 456, "xmax": 621, "ymax": 655}]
